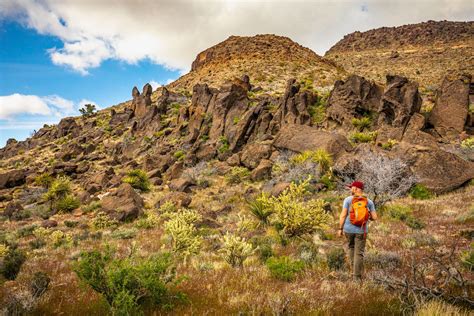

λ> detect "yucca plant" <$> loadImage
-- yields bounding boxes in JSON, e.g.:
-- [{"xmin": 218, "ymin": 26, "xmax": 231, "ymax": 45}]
[{"xmin": 247, "ymin": 193, "xmax": 274, "ymax": 225}]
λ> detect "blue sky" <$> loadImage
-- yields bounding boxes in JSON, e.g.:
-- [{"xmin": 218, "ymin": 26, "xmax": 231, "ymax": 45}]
[
  {"xmin": 0, "ymin": 0, "xmax": 472, "ymax": 147},
  {"xmin": 0, "ymin": 21, "xmax": 179, "ymax": 146}
]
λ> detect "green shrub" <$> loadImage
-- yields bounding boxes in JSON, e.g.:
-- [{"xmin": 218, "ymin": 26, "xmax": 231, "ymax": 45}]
[
  {"xmin": 111, "ymin": 228, "xmax": 137, "ymax": 240},
  {"xmin": 326, "ymin": 247, "xmax": 346, "ymax": 271},
  {"xmin": 290, "ymin": 149, "xmax": 333, "ymax": 174},
  {"xmin": 405, "ymin": 216, "xmax": 426, "ymax": 230},
  {"xmin": 409, "ymin": 184, "xmax": 433, "ymax": 200},
  {"xmin": 218, "ymin": 136, "xmax": 230, "ymax": 154},
  {"xmin": 34, "ymin": 173, "xmax": 54, "ymax": 188},
  {"xmin": 74, "ymin": 248, "xmax": 178, "ymax": 314},
  {"xmin": 135, "ymin": 210, "xmax": 160, "ymax": 229},
  {"xmin": 219, "ymin": 233, "xmax": 254, "ymax": 267},
  {"xmin": 164, "ymin": 209, "xmax": 202, "ymax": 256},
  {"xmin": 248, "ymin": 194, "xmax": 274, "ymax": 225},
  {"xmin": 43, "ymin": 176, "xmax": 73, "ymax": 210},
  {"xmin": 55, "ymin": 195, "xmax": 80, "ymax": 213},
  {"xmin": 308, "ymin": 104, "xmax": 326, "ymax": 125},
  {"xmin": 385, "ymin": 204, "xmax": 425, "ymax": 230},
  {"xmin": 91, "ymin": 212, "xmax": 119, "ymax": 230},
  {"xmin": 380, "ymin": 139, "xmax": 398, "ymax": 150},
  {"xmin": 266, "ymin": 256, "xmax": 305, "ymax": 281},
  {"xmin": 349, "ymin": 131, "xmax": 378, "ymax": 143},
  {"xmin": 64, "ymin": 220, "xmax": 79, "ymax": 228},
  {"xmin": 0, "ymin": 246, "xmax": 26, "ymax": 280},
  {"xmin": 225, "ymin": 166, "xmax": 250, "ymax": 184},
  {"xmin": 461, "ymin": 137, "xmax": 474, "ymax": 149},
  {"xmin": 123, "ymin": 169, "xmax": 151, "ymax": 192},
  {"xmin": 173, "ymin": 150, "xmax": 186, "ymax": 160},
  {"xmin": 351, "ymin": 117, "xmax": 372, "ymax": 131},
  {"xmin": 83, "ymin": 201, "xmax": 102, "ymax": 213},
  {"xmin": 17, "ymin": 224, "xmax": 38, "ymax": 238},
  {"xmin": 265, "ymin": 178, "xmax": 331, "ymax": 237}
]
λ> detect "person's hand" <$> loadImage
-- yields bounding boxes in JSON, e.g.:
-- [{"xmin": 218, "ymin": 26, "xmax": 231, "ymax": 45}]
[{"xmin": 337, "ymin": 229, "xmax": 343, "ymax": 237}]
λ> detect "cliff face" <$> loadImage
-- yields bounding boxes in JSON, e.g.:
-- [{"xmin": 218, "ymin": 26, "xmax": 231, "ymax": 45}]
[{"xmin": 325, "ymin": 20, "xmax": 474, "ymax": 88}]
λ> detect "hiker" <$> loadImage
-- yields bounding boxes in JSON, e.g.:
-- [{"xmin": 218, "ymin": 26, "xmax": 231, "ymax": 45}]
[{"xmin": 337, "ymin": 181, "xmax": 377, "ymax": 280}]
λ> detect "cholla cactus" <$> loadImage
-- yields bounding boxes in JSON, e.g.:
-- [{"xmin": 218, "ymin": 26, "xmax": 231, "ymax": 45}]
[
  {"xmin": 267, "ymin": 177, "xmax": 331, "ymax": 237},
  {"xmin": 219, "ymin": 233, "xmax": 254, "ymax": 267},
  {"xmin": 164, "ymin": 209, "xmax": 202, "ymax": 256},
  {"xmin": 91, "ymin": 211, "xmax": 119, "ymax": 230},
  {"xmin": 49, "ymin": 230, "xmax": 73, "ymax": 248}
]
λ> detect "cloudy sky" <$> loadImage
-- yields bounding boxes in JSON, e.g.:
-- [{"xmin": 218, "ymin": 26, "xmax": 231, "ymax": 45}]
[{"xmin": 0, "ymin": 0, "xmax": 473, "ymax": 146}]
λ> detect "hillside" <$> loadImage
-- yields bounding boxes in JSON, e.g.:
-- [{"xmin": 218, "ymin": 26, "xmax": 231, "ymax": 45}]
[
  {"xmin": 168, "ymin": 34, "xmax": 345, "ymax": 94},
  {"xmin": 325, "ymin": 20, "xmax": 474, "ymax": 88},
  {"xmin": 1, "ymin": 28, "xmax": 474, "ymax": 314}
]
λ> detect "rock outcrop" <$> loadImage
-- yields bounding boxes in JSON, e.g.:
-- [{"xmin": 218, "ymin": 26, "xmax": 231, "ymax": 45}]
[{"xmin": 101, "ymin": 183, "xmax": 144, "ymax": 222}]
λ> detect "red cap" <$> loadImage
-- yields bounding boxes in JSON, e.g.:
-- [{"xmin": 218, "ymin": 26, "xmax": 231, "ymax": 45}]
[{"xmin": 348, "ymin": 181, "xmax": 364, "ymax": 190}]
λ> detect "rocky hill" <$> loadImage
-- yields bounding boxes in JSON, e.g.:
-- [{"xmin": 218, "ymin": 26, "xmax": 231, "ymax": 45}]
[
  {"xmin": 1, "ymin": 27, "xmax": 474, "ymax": 314},
  {"xmin": 325, "ymin": 20, "xmax": 474, "ymax": 88},
  {"xmin": 168, "ymin": 34, "xmax": 345, "ymax": 94}
]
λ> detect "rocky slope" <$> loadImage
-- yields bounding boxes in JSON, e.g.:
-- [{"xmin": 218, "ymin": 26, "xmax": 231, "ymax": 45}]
[
  {"xmin": 325, "ymin": 20, "xmax": 474, "ymax": 88},
  {"xmin": 168, "ymin": 34, "xmax": 345, "ymax": 94}
]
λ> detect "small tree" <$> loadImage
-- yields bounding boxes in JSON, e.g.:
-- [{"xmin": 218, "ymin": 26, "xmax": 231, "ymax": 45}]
[
  {"xmin": 79, "ymin": 104, "xmax": 96, "ymax": 117},
  {"xmin": 335, "ymin": 149, "xmax": 416, "ymax": 207}
]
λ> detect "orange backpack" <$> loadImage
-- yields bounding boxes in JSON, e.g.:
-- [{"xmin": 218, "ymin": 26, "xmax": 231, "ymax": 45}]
[{"xmin": 349, "ymin": 196, "xmax": 370, "ymax": 229}]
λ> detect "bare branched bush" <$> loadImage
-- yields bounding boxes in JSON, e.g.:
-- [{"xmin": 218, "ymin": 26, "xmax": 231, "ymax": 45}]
[
  {"xmin": 372, "ymin": 244, "xmax": 474, "ymax": 314},
  {"xmin": 335, "ymin": 149, "xmax": 417, "ymax": 207}
]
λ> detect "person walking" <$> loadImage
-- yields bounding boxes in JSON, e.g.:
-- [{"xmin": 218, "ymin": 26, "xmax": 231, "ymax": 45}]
[{"xmin": 337, "ymin": 181, "xmax": 377, "ymax": 280}]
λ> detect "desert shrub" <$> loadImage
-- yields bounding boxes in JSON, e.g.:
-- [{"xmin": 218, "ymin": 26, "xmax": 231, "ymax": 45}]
[
  {"xmin": 64, "ymin": 220, "xmax": 79, "ymax": 228},
  {"xmin": 173, "ymin": 150, "xmax": 186, "ymax": 160},
  {"xmin": 0, "ymin": 244, "xmax": 8, "ymax": 257},
  {"xmin": 349, "ymin": 131, "xmax": 377, "ymax": 143},
  {"xmin": 164, "ymin": 209, "xmax": 202, "ymax": 256},
  {"xmin": 82, "ymin": 201, "xmax": 101, "ymax": 213},
  {"xmin": 1, "ymin": 246, "xmax": 26, "ymax": 280},
  {"xmin": 401, "ymin": 232, "xmax": 438, "ymax": 249},
  {"xmin": 460, "ymin": 244, "xmax": 473, "ymax": 271},
  {"xmin": 326, "ymin": 247, "xmax": 346, "ymax": 271},
  {"xmin": 298, "ymin": 242, "xmax": 320, "ymax": 266},
  {"xmin": 380, "ymin": 139, "xmax": 398, "ymax": 150},
  {"xmin": 34, "ymin": 173, "xmax": 53, "ymax": 188},
  {"xmin": 182, "ymin": 161, "xmax": 214, "ymax": 186},
  {"xmin": 308, "ymin": 104, "xmax": 326, "ymax": 124},
  {"xmin": 91, "ymin": 212, "xmax": 119, "ymax": 230},
  {"xmin": 135, "ymin": 210, "xmax": 160, "ymax": 229},
  {"xmin": 336, "ymin": 149, "xmax": 416, "ymax": 207},
  {"xmin": 247, "ymin": 193, "xmax": 274, "ymax": 225},
  {"xmin": 268, "ymin": 150, "xmax": 321, "ymax": 188},
  {"xmin": 290, "ymin": 149, "xmax": 332, "ymax": 174},
  {"xmin": 123, "ymin": 169, "xmax": 151, "ymax": 192},
  {"xmin": 415, "ymin": 300, "xmax": 471, "ymax": 316},
  {"xmin": 74, "ymin": 248, "xmax": 178, "ymax": 314},
  {"xmin": 460, "ymin": 137, "xmax": 474, "ymax": 149},
  {"xmin": 365, "ymin": 251, "xmax": 401, "ymax": 270},
  {"xmin": 265, "ymin": 178, "xmax": 331, "ymax": 237},
  {"xmin": 33, "ymin": 229, "xmax": 73, "ymax": 248},
  {"xmin": 409, "ymin": 184, "xmax": 433, "ymax": 200},
  {"xmin": 219, "ymin": 233, "xmax": 254, "ymax": 267},
  {"xmin": 17, "ymin": 225, "xmax": 38, "ymax": 238},
  {"xmin": 266, "ymin": 256, "xmax": 305, "ymax": 281},
  {"xmin": 111, "ymin": 228, "xmax": 137, "ymax": 240},
  {"xmin": 55, "ymin": 194, "xmax": 80, "ymax": 213},
  {"xmin": 30, "ymin": 271, "xmax": 51, "ymax": 299},
  {"xmin": 455, "ymin": 209, "xmax": 474, "ymax": 224},
  {"xmin": 351, "ymin": 117, "xmax": 372, "ymax": 131},
  {"xmin": 158, "ymin": 201, "xmax": 177, "ymax": 217},
  {"xmin": 11, "ymin": 209, "xmax": 32, "ymax": 221},
  {"xmin": 225, "ymin": 166, "xmax": 250, "ymax": 184},
  {"xmin": 29, "ymin": 238, "xmax": 46, "ymax": 250},
  {"xmin": 218, "ymin": 136, "xmax": 230, "ymax": 154},
  {"xmin": 79, "ymin": 103, "xmax": 96, "ymax": 117},
  {"xmin": 385, "ymin": 204, "xmax": 425, "ymax": 230}
]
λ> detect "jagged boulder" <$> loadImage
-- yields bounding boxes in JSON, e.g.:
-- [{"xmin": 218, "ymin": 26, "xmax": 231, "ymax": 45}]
[
  {"xmin": 428, "ymin": 74, "xmax": 471, "ymax": 138},
  {"xmin": 57, "ymin": 117, "xmax": 79, "ymax": 138},
  {"xmin": 131, "ymin": 83, "xmax": 153, "ymax": 118},
  {"xmin": 240, "ymin": 142, "xmax": 272, "ymax": 169},
  {"xmin": 251, "ymin": 159, "xmax": 273, "ymax": 181},
  {"xmin": 156, "ymin": 192, "xmax": 192, "ymax": 208},
  {"xmin": 271, "ymin": 79, "xmax": 316, "ymax": 127},
  {"xmin": 0, "ymin": 170, "xmax": 26, "ymax": 189},
  {"xmin": 378, "ymin": 75, "xmax": 422, "ymax": 128},
  {"xmin": 326, "ymin": 75, "xmax": 382, "ymax": 127},
  {"xmin": 101, "ymin": 183, "xmax": 143, "ymax": 222},
  {"xmin": 273, "ymin": 123, "xmax": 351, "ymax": 159}
]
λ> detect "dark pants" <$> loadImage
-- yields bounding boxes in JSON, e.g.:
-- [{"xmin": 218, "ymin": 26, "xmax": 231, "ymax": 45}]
[{"xmin": 345, "ymin": 233, "xmax": 366, "ymax": 279}]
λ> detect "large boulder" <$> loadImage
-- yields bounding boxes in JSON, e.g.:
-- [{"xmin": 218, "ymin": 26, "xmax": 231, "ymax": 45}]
[
  {"xmin": 57, "ymin": 117, "xmax": 79, "ymax": 138},
  {"xmin": 378, "ymin": 75, "xmax": 422, "ymax": 128},
  {"xmin": 240, "ymin": 142, "xmax": 272, "ymax": 169},
  {"xmin": 428, "ymin": 74, "xmax": 471, "ymax": 138},
  {"xmin": 273, "ymin": 123, "xmax": 351, "ymax": 159},
  {"xmin": 101, "ymin": 183, "xmax": 143, "ymax": 222},
  {"xmin": 0, "ymin": 170, "xmax": 26, "ymax": 189},
  {"xmin": 326, "ymin": 75, "xmax": 383, "ymax": 127}
]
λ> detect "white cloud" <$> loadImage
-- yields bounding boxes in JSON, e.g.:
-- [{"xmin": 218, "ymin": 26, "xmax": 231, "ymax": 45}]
[
  {"xmin": 78, "ymin": 99, "xmax": 99, "ymax": 109},
  {"xmin": 0, "ymin": 93, "xmax": 78, "ymax": 119},
  {"xmin": 149, "ymin": 80, "xmax": 161, "ymax": 91},
  {"xmin": 1, "ymin": 0, "xmax": 473, "ymax": 75}
]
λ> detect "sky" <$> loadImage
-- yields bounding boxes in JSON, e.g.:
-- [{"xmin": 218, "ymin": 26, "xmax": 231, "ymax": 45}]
[{"xmin": 0, "ymin": 0, "xmax": 473, "ymax": 147}]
